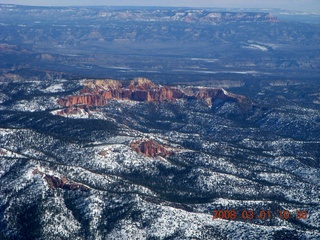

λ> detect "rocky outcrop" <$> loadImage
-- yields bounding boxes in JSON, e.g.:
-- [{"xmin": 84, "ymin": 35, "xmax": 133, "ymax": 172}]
[
  {"xmin": 57, "ymin": 94, "xmax": 107, "ymax": 107},
  {"xmin": 195, "ymin": 88, "xmax": 246, "ymax": 106},
  {"xmin": 32, "ymin": 169, "xmax": 90, "ymax": 191},
  {"xmin": 57, "ymin": 78, "xmax": 247, "ymax": 109},
  {"xmin": 56, "ymin": 105, "xmax": 91, "ymax": 116},
  {"xmin": 130, "ymin": 139, "xmax": 175, "ymax": 158}
]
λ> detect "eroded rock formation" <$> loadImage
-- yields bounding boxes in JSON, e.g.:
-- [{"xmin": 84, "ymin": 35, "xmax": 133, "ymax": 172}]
[
  {"xmin": 57, "ymin": 78, "xmax": 247, "ymax": 109},
  {"xmin": 195, "ymin": 87, "xmax": 246, "ymax": 106},
  {"xmin": 32, "ymin": 169, "xmax": 89, "ymax": 191},
  {"xmin": 130, "ymin": 139, "xmax": 175, "ymax": 158},
  {"xmin": 56, "ymin": 105, "xmax": 91, "ymax": 116}
]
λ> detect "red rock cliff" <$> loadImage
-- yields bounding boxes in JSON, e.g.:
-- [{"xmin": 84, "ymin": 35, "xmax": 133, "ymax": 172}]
[
  {"xmin": 33, "ymin": 169, "xmax": 89, "ymax": 191},
  {"xmin": 130, "ymin": 139, "xmax": 175, "ymax": 158},
  {"xmin": 57, "ymin": 78, "xmax": 246, "ymax": 108}
]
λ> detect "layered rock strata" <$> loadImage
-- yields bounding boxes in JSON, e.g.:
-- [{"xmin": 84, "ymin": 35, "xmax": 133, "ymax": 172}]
[{"xmin": 57, "ymin": 78, "xmax": 246, "ymax": 108}]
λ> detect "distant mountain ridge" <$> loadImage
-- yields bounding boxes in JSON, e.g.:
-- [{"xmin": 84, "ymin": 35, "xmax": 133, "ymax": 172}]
[
  {"xmin": 0, "ymin": 4, "xmax": 318, "ymax": 82},
  {"xmin": 0, "ymin": 4, "xmax": 278, "ymax": 23}
]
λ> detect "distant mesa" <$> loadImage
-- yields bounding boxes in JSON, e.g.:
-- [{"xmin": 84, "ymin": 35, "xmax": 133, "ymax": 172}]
[
  {"xmin": 0, "ymin": 6, "xmax": 279, "ymax": 23},
  {"xmin": 56, "ymin": 78, "xmax": 248, "ymax": 114},
  {"xmin": 130, "ymin": 139, "xmax": 176, "ymax": 158},
  {"xmin": 32, "ymin": 169, "xmax": 90, "ymax": 191}
]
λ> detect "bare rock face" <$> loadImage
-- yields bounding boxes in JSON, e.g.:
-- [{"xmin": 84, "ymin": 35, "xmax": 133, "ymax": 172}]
[
  {"xmin": 32, "ymin": 169, "xmax": 89, "ymax": 191},
  {"xmin": 57, "ymin": 94, "xmax": 107, "ymax": 107},
  {"xmin": 57, "ymin": 78, "xmax": 247, "ymax": 110},
  {"xmin": 195, "ymin": 88, "xmax": 246, "ymax": 106},
  {"xmin": 56, "ymin": 105, "xmax": 91, "ymax": 116},
  {"xmin": 130, "ymin": 139, "xmax": 175, "ymax": 158},
  {"xmin": 128, "ymin": 77, "xmax": 157, "ymax": 90}
]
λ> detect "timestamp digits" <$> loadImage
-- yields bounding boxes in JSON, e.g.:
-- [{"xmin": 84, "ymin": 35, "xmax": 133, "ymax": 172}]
[{"xmin": 212, "ymin": 209, "xmax": 308, "ymax": 221}]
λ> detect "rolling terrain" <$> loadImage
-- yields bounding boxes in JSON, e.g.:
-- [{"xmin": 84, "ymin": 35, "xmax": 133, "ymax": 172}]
[{"xmin": 0, "ymin": 4, "xmax": 319, "ymax": 240}]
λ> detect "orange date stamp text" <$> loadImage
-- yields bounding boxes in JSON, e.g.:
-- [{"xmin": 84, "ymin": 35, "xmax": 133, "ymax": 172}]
[{"xmin": 212, "ymin": 209, "xmax": 308, "ymax": 221}]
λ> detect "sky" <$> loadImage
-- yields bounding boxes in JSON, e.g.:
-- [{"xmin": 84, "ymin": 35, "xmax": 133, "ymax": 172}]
[{"xmin": 1, "ymin": 0, "xmax": 320, "ymax": 12}]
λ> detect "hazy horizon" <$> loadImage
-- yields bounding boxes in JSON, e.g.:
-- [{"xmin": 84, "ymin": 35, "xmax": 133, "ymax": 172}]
[{"xmin": 1, "ymin": 0, "xmax": 320, "ymax": 12}]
